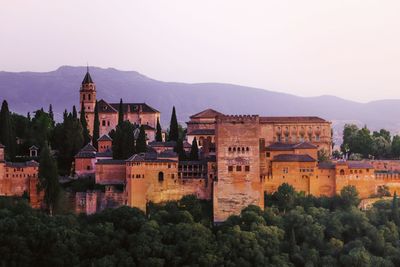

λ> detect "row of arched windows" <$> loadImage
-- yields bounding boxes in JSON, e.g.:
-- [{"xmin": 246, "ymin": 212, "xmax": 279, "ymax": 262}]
[{"xmin": 228, "ymin": 146, "xmax": 250, "ymax": 153}]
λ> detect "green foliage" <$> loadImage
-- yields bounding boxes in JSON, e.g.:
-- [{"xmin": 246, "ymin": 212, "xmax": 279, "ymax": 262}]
[
  {"xmin": 340, "ymin": 185, "xmax": 360, "ymax": 209},
  {"xmin": 136, "ymin": 125, "xmax": 147, "ymax": 153},
  {"xmin": 174, "ymin": 138, "xmax": 187, "ymax": 160},
  {"xmin": 1, "ymin": 190, "xmax": 400, "ymax": 266},
  {"xmin": 0, "ymin": 100, "xmax": 17, "ymax": 159},
  {"xmin": 118, "ymin": 98, "xmax": 123, "ymax": 126},
  {"xmin": 392, "ymin": 192, "xmax": 400, "ymax": 226},
  {"xmin": 112, "ymin": 121, "xmax": 135, "ymax": 159},
  {"xmin": 52, "ymin": 111, "xmax": 84, "ymax": 175},
  {"xmin": 189, "ymin": 137, "xmax": 199, "ymax": 160},
  {"xmin": 80, "ymin": 102, "xmax": 91, "ymax": 145},
  {"xmin": 318, "ymin": 148, "xmax": 329, "ymax": 162},
  {"xmin": 92, "ymin": 101, "xmax": 100, "ymax": 149},
  {"xmin": 155, "ymin": 117, "xmax": 162, "ymax": 142},
  {"xmin": 168, "ymin": 106, "xmax": 179, "ymax": 141},
  {"xmin": 38, "ymin": 143, "xmax": 60, "ymax": 215}
]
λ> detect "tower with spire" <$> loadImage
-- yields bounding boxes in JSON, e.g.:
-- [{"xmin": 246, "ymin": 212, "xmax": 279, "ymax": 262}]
[{"xmin": 80, "ymin": 66, "xmax": 96, "ymax": 134}]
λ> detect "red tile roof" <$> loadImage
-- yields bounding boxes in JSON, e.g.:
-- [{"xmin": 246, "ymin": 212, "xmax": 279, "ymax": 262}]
[
  {"xmin": 190, "ymin": 109, "xmax": 223, "ymax": 119},
  {"xmin": 260, "ymin": 116, "xmax": 328, "ymax": 123}
]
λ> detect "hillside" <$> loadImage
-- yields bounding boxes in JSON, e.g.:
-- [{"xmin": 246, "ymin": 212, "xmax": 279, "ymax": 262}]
[{"xmin": 1, "ymin": 66, "xmax": 399, "ymax": 139}]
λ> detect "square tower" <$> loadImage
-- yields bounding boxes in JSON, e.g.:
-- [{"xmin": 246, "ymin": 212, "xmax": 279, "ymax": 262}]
[{"xmin": 214, "ymin": 115, "xmax": 264, "ymax": 222}]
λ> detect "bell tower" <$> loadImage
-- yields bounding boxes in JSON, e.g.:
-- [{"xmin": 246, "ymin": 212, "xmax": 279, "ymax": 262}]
[{"xmin": 80, "ymin": 66, "xmax": 96, "ymax": 134}]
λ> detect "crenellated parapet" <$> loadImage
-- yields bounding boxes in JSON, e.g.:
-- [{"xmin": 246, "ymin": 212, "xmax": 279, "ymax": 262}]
[{"xmin": 216, "ymin": 114, "xmax": 259, "ymax": 124}]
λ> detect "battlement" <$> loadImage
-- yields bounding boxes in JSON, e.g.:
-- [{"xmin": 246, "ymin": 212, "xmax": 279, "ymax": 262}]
[{"xmin": 216, "ymin": 114, "xmax": 259, "ymax": 124}]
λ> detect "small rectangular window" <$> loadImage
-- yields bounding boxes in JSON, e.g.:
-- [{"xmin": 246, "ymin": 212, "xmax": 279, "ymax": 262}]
[
  {"xmin": 266, "ymin": 152, "xmax": 270, "ymax": 157},
  {"xmin": 102, "ymin": 120, "xmax": 106, "ymax": 126},
  {"xmin": 245, "ymin": 166, "xmax": 250, "ymax": 172},
  {"xmin": 236, "ymin": 166, "xmax": 242, "ymax": 172},
  {"xmin": 228, "ymin": 166, "xmax": 233, "ymax": 172}
]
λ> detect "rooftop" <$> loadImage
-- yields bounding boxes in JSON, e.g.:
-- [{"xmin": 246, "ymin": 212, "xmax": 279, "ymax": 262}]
[
  {"xmin": 190, "ymin": 109, "xmax": 223, "ymax": 119},
  {"xmin": 187, "ymin": 129, "xmax": 215, "ymax": 135},
  {"xmin": 260, "ymin": 116, "xmax": 328, "ymax": 124},
  {"xmin": 109, "ymin": 103, "xmax": 159, "ymax": 114},
  {"xmin": 273, "ymin": 154, "xmax": 316, "ymax": 162},
  {"xmin": 267, "ymin": 142, "xmax": 317, "ymax": 151},
  {"xmin": 98, "ymin": 134, "xmax": 112, "ymax": 142},
  {"xmin": 6, "ymin": 160, "xmax": 39, "ymax": 168}
]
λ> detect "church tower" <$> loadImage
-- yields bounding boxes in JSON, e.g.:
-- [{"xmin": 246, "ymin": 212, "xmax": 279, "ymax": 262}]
[{"xmin": 80, "ymin": 67, "xmax": 96, "ymax": 134}]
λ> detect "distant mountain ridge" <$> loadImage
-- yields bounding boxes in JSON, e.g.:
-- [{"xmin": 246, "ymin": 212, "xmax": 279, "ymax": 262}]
[{"xmin": 1, "ymin": 66, "xmax": 399, "ymax": 138}]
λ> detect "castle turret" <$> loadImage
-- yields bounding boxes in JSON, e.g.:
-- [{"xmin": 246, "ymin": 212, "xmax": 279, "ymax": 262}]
[{"xmin": 80, "ymin": 67, "xmax": 96, "ymax": 134}]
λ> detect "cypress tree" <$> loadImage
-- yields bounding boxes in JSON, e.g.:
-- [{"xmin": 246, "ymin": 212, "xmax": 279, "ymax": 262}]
[
  {"xmin": 174, "ymin": 138, "xmax": 186, "ymax": 161},
  {"xmin": 112, "ymin": 121, "xmax": 135, "ymax": 159},
  {"xmin": 136, "ymin": 125, "xmax": 147, "ymax": 153},
  {"xmin": 118, "ymin": 98, "xmax": 124, "ymax": 126},
  {"xmin": 72, "ymin": 105, "xmax": 78, "ymax": 119},
  {"xmin": 156, "ymin": 118, "xmax": 163, "ymax": 142},
  {"xmin": 92, "ymin": 101, "xmax": 100, "ymax": 149},
  {"xmin": 38, "ymin": 143, "xmax": 60, "ymax": 216},
  {"xmin": 27, "ymin": 112, "xmax": 31, "ymax": 121},
  {"xmin": 63, "ymin": 109, "xmax": 68, "ymax": 121},
  {"xmin": 48, "ymin": 104, "xmax": 54, "ymax": 124},
  {"xmin": 0, "ymin": 100, "xmax": 16, "ymax": 159},
  {"xmin": 168, "ymin": 106, "xmax": 179, "ymax": 141},
  {"xmin": 189, "ymin": 137, "xmax": 199, "ymax": 160},
  {"xmin": 80, "ymin": 102, "xmax": 91, "ymax": 146},
  {"xmin": 392, "ymin": 191, "xmax": 400, "ymax": 226}
]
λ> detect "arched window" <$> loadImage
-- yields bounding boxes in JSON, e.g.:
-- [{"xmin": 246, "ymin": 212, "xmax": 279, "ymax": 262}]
[
  {"xmin": 83, "ymin": 94, "xmax": 86, "ymax": 100},
  {"xmin": 158, "ymin": 172, "xmax": 164, "ymax": 182},
  {"xmin": 339, "ymin": 169, "xmax": 345, "ymax": 175},
  {"xmin": 88, "ymin": 94, "xmax": 91, "ymax": 100}
]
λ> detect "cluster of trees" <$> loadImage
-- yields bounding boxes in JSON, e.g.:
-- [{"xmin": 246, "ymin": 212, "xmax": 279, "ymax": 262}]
[
  {"xmin": 1, "ymin": 185, "xmax": 400, "ymax": 266},
  {"xmin": 340, "ymin": 124, "xmax": 400, "ymax": 159}
]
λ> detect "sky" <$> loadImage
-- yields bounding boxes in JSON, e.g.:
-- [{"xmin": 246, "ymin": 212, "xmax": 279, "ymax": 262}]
[{"xmin": 1, "ymin": 0, "xmax": 400, "ymax": 102}]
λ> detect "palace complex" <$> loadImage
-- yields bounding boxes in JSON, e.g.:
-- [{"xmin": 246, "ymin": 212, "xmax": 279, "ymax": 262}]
[{"xmin": 3, "ymin": 69, "xmax": 400, "ymax": 222}]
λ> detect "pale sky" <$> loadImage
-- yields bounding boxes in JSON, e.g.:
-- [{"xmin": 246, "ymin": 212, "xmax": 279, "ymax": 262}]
[{"xmin": 1, "ymin": 0, "xmax": 400, "ymax": 102}]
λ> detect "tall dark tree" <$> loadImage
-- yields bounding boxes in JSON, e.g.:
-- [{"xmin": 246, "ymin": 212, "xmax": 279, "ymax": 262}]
[
  {"xmin": 118, "ymin": 98, "xmax": 124, "ymax": 126},
  {"xmin": 189, "ymin": 137, "xmax": 199, "ymax": 160},
  {"xmin": 48, "ymin": 104, "xmax": 55, "ymax": 126},
  {"xmin": 80, "ymin": 102, "xmax": 91, "ymax": 145},
  {"xmin": 174, "ymin": 138, "xmax": 186, "ymax": 161},
  {"xmin": 392, "ymin": 191, "xmax": 400, "ymax": 226},
  {"xmin": 0, "ymin": 100, "xmax": 16, "ymax": 159},
  {"xmin": 72, "ymin": 105, "xmax": 78, "ymax": 119},
  {"xmin": 156, "ymin": 118, "xmax": 163, "ymax": 142},
  {"xmin": 92, "ymin": 101, "xmax": 100, "ymax": 149},
  {"xmin": 38, "ymin": 143, "xmax": 60, "ymax": 216},
  {"xmin": 27, "ymin": 112, "xmax": 31, "ymax": 121},
  {"xmin": 136, "ymin": 125, "xmax": 147, "ymax": 153},
  {"xmin": 112, "ymin": 121, "xmax": 135, "ymax": 160},
  {"xmin": 168, "ymin": 106, "xmax": 179, "ymax": 141}
]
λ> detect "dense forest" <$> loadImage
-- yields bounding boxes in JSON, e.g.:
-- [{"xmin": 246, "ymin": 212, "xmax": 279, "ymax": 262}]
[{"xmin": 1, "ymin": 184, "xmax": 400, "ymax": 267}]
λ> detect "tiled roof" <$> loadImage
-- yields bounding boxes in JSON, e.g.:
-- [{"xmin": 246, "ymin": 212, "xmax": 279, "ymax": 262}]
[
  {"xmin": 109, "ymin": 103, "xmax": 159, "ymax": 113},
  {"xmin": 97, "ymin": 99, "xmax": 118, "ymax": 113},
  {"xmin": 148, "ymin": 141, "xmax": 177, "ymax": 147},
  {"xmin": 318, "ymin": 162, "xmax": 336, "ymax": 169},
  {"xmin": 187, "ymin": 129, "xmax": 215, "ymax": 135},
  {"xmin": 273, "ymin": 154, "xmax": 316, "ymax": 162},
  {"xmin": 126, "ymin": 153, "xmax": 177, "ymax": 163},
  {"xmin": 6, "ymin": 160, "xmax": 39, "ymax": 168},
  {"xmin": 347, "ymin": 161, "xmax": 374, "ymax": 169},
  {"xmin": 96, "ymin": 149, "xmax": 113, "ymax": 158},
  {"xmin": 159, "ymin": 149, "xmax": 178, "ymax": 158},
  {"xmin": 142, "ymin": 124, "xmax": 155, "ymax": 130},
  {"xmin": 98, "ymin": 134, "xmax": 112, "ymax": 142},
  {"xmin": 190, "ymin": 109, "xmax": 223, "ymax": 119},
  {"xmin": 267, "ymin": 142, "xmax": 317, "ymax": 151},
  {"xmin": 82, "ymin": 71, "xmax": 93, "ymax": 84},
  {"xmin": 75, "ymin": 143, "xmax": 97, "ymax": 158},
  {"xmin": 29, "ymin": 145, "xmax": 39, "ymax": 150},
  {"xmin": 183, "ymin": 141, "xmax": 192, "ymax": 148},
  {"xmin": 96, "ymin": 159, "xmax": 126, "ymax": 165},
  {"xmin": 260, "ymin": 116, "xmax": 328, "ymax": 123}
]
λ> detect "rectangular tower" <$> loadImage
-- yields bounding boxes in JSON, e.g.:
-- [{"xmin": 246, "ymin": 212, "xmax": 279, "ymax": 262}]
[{"xmin": 214, "ymin": 115, "xmax": 264, "ymax": 222}]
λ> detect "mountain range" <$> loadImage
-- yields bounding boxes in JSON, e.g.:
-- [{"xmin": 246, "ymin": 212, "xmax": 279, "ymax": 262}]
[{"xmin": 1, "ymin": 66, "xmax": 399, "ymax": 143}]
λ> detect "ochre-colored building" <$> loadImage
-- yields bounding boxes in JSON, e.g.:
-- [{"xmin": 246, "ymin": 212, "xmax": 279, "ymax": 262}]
[{"xmin": 0, "ymin": 144, "xmax": 43, "ymax": 208}]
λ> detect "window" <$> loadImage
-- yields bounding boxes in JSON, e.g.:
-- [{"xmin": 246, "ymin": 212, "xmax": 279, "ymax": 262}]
[
  {"xmin": 83, "ymin": 94, "xmax": 86, "ymax": 100},
  {"xmin": 245, "ymin": 166, "xmax": 250, "ymax": 172},
  {"xmin": 340, "ymin": 169, "xmax": 345, "ymax": 175},
  {"xmin": 228, "ymin": 166, "xmax": 233, "ymax": 172},
  {"xmin": 171, "ymin": 174, "xmax": 175, "ymax": 179},
  {"xmin": 102, "ymin": 120, "xmax": 106, "ymax": 126},
  {"xmin": 282, "ymin": 167, "xmax": 288, "ymax": 174},
  {"xmin": 236, "ymin": 166, "xmax": 242, "ymax": 172},
  {"xmin": 107, "ymin": 121, "xmax": 110, "ymax": 126},
  {"xmin": 315, "ymin": 135, "xmax": 320, "ymax": 141},
  {"xmin": 158, "ymin": 172, "xmax": 164, "ymax": 182},
  {"xmin": 266, "ymin": 152, "xmax": 270, "ymax": 157},
  {"xmin": 246, "ymin": 147, "xmax": 249, "ymax": 151},
  {"xmin": 168, "ymin": 164, "xmax": 171, "ymax": 168},
  {"xmin": 86, "ymin": 165, "xmax": 91, "ymax": 170},
  {"xmin": 277, "ymin": 134, "xmax": 282, "ymax": 142},
  {"xmin": 228, "ymin": 147, "xmax": 232, "ymax": 152},
  {"xmin": 88, "ymin": 94, "xmax": 91, "ymax": 100}
]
